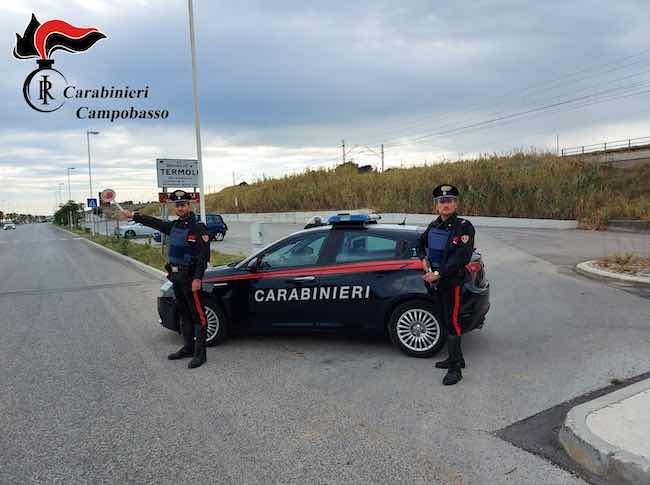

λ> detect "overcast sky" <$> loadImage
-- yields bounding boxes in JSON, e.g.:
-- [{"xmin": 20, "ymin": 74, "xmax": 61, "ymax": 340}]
[{"xmin": 3, "ymin": 0, "xmax": 650, "ymax": 214}]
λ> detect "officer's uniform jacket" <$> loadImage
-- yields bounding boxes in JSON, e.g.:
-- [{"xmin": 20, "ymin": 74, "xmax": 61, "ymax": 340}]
[
  {"xmin": 416, "ymin": 214, "xmax": 475, "ymax": 287},
  {"xmin": 133, "ymin": 212, "xmax": 210, "ymax": 280}
]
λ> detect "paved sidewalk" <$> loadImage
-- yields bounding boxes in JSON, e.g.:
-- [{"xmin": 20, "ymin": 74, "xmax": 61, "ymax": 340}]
[{"xmin": 560, "ymin": 378, "xmax": 650, "ymax": 484}]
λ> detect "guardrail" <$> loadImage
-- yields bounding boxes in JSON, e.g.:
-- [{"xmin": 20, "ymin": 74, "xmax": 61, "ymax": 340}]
[{"xmin": 561, "ymin": 136, "xmax": 650, "ymax": 156}]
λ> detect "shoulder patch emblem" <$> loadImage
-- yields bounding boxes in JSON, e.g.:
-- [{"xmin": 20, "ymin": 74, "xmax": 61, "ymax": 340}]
[
  {"xmin": 202, "ymin": 234, "xmax": 210, "ymax": 242},
  {"xmin": 461, "ymin": 234, "xmax": 470, "ymax": 243}
]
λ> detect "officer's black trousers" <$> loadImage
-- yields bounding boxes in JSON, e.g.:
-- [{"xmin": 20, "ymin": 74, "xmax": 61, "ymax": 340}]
[
  {"xmin": 171, "ymin": 274, "xmax": 207, "ymax": 352},
  {"xmin": 433, "ymin": 283, "xmax": 464, "ymax": 365},
  {"xmin": 437, "ymin": 284, "xmax": 463, "ymax": 338}
]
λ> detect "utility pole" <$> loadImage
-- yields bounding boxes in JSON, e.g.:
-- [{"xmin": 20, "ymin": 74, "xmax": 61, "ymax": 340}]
[
  {"xmin": 342, "ymin": 139, "xmax": 346, "ymax": 165},
  {"xmin": 556, "ymin": 134, "xmax": 559, "ymax": 155},
  {"xmin": 232, "ymin": 171, "xmax": 236, "ymax": 186},
  {"xmin": 381, "ymin": 143, "xmax": 385, "ymax": 172},
  {"xmin": 67, "ymin": 167, "xmax": 75, "ymax": 229}
]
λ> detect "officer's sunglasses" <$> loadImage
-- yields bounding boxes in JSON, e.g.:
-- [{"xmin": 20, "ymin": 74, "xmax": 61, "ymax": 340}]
[{"xmin": 436, "ymin": 196, "xmax": 457, "ymax": 204}]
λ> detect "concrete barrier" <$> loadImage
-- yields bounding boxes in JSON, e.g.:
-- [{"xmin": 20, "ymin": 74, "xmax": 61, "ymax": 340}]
[{"xmin": 221, "ymin": 211, "xmax": 578, "ymax": 230}]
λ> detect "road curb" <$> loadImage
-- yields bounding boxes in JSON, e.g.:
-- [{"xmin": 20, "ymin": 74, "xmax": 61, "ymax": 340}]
[
  {"xmin": 576, "ymin": 261, "xmax": 650, "ymax": 285},
  {"xmin": 559, "ymin": 379, "xmax": 650, "ymax": 485},
  {"xmin": 53, "ymin": 226, "xmax": 166, "ymax": 281}
]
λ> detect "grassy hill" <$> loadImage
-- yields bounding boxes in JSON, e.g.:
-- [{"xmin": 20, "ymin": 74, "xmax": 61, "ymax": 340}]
[{"xmin": 142, "ymin": 152, "xmax": 650, "ymax": 228}]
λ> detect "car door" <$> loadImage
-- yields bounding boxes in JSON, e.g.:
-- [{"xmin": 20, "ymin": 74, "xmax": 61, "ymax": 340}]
[
  {"xmin": 314, "ymin": 229, "xmax": 409, "ymax": 332},
  {"xmin": 246, "ymin": 231, "xmax": 330, "ymax": 328}
]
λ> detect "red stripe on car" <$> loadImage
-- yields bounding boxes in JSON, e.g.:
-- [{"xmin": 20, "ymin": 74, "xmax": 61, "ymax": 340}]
[{"xmin": 204, "ymin": 259, "xmax": 423, "ymax": 283}]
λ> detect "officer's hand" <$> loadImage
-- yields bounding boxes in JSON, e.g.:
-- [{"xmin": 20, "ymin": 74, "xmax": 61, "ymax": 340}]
[
  {"xmin": 191, "ymin": 279, "xmax": 202, "ymax": 292},
  {"xmin": 121, "ymin": 209, "xmax": 134, "ymax": 219},
  {"xmin": 423, "ymin": 271, "xmax": 439, "ymax": 283}
]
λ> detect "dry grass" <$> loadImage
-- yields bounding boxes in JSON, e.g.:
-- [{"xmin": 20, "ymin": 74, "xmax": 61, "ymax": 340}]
[
  {"xmin": 137, "ymin": 151, "xmax": 650, "ymax": 227},
  {"xmin": 595, "ymin": 253, "xmax": 650, "ymax": 275}
]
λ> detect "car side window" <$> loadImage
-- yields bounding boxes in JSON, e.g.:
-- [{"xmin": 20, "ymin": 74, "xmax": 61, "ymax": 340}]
[
  {"xmin": 258, "ymin": 233, "xmax": 327, "ymax": 270},
  {"xmin": 335, "ymin": 233, "xmax": 399, "ymax": 263}
]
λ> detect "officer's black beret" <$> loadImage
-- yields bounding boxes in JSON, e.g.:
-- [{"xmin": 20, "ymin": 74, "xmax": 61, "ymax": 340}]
[
  {"xmin": 168, "ymin": 189, "xmax": 192, "ymax": 202},
  {"xmin": 432, "ymin": 184, "xmax": 460, "ymax": 198}
]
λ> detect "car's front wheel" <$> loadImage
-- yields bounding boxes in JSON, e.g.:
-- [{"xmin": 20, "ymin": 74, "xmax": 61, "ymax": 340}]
[
  {"xmin": 388, "ymin": 300, "xmax": 445, "ymax": 358},
  {"xmin": 203, "ymin": 298, "xmax": 228, "ymax": 346},
  {"xmin": 213, "ymin": 232, "xmax": 225, "ymax": 241},
  {"xmin": 124, "ymin": 230, "xmax": 136, "ymax": 239}
]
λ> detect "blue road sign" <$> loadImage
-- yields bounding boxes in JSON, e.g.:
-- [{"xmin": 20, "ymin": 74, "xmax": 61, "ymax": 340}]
[{"xmin": 87, "ymin": 198, "xmax": 98, "ymax": 208}]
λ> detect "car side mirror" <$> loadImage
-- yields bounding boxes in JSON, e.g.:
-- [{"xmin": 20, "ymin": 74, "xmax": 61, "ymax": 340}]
[{"xmin": 247, "ymin": 256, "xmax": 261, "ymax": 272}]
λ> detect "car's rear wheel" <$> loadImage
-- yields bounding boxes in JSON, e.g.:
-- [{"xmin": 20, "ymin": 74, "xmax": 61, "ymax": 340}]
[
  {"xmin": 125, "ymin": 230, "xmax": 136, "ymax": 239},
  {"xmin": 388, "ymin": 300, "xmax": 444, "ymax": 358},
  {"xmin": 204, "ymin": 298, "xmax": 228, "ymax": 346},
  {"xmin": 214, "ymin": 232, "xmax": 225, "ymax": 241}
]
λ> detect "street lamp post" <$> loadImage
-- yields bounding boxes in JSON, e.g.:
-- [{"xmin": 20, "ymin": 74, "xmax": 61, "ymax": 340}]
[
  {"xmin": 67, "ymin": 167, "xmax": 75, "ymax": 229},
  {"xmin": 86, "ymin": 130, "xmax": 100, "ymax": 235}
]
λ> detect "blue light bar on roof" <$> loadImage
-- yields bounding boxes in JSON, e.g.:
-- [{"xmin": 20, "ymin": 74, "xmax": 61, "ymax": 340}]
[{"xmin": 328, "ymin": 213, "xmax": 372, "ymax": 224}]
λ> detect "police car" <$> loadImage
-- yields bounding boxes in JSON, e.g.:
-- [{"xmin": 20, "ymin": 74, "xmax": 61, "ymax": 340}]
[{"xmin": 158, "ymin": 214, "xmax": 490, "ymax": 358}]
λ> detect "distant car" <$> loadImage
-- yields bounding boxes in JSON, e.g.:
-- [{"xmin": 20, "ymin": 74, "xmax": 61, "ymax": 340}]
[
  {"xmin": 158, "ymin": 213, "xmax": 490, "ymax": 357},
  {"xmin": 152, "ymin": 213, "xmax": 228, "ymax": 242},
  {"xmin": 3, "ymin": 222, "xmax": 16, "ymax": 230},
  {"xmin": 114, "ymin": 220, "xmax": 158, "ymax": 239},
  {"xmin": 204, "ymin": 213, "xmax": 228, "ymax": 241}
]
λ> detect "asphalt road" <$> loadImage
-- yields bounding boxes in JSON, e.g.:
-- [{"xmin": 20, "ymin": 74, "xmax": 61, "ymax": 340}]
[{"xmin": 1, "ymin": 223, "xmax": 649, "ymax": 484}]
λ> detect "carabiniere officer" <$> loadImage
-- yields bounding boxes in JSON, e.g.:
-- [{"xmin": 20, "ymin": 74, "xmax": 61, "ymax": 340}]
[
  {"xmin": 121, "ymin": 190, "xmax": 211, "ymax": 369},
  {"xmin": 417, "ymin": 184, "xmax": 475, "ymax": 385}
]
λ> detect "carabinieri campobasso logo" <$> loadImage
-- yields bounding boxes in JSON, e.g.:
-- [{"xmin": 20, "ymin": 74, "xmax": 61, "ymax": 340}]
[{"xmin": 13, "ymin": 14, "xmax": 107, "ymax": 112}]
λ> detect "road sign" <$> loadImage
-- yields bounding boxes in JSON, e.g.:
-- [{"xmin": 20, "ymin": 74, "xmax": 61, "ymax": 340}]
[
  {"xmin": 158, "ymin": 192, "xmax": 200, "ymax": 203},
  {"xmin": 156, "ymin": 159, "xmax": 199, "ymax": 188},
  {"xmin": 87, "ymin": 198, "xmax": 98, "ymax": 208}
]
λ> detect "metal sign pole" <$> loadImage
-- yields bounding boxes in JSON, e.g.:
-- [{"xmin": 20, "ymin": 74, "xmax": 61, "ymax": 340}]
[
  {"xmin": 188, "ymin": 0, "xmax": 207, "ymax": 224},
  {"xmin": 161, "ymin": 187, "xmax": 167, "ymax": 255}
]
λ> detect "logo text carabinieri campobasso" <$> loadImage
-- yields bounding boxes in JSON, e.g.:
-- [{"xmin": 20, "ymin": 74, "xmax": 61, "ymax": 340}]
[{"xmin": 14, "ymin": 14, "xmax": 169, "ymax": 121}]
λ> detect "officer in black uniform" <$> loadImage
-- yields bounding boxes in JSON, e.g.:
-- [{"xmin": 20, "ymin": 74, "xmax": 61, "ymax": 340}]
[
  {"xmin": 121, "ymin": 190, "xmax": 211, "ymax": 369},
  {"xmin": 417, "ymin": 184, "xmax": 475, "ymax": 385}
]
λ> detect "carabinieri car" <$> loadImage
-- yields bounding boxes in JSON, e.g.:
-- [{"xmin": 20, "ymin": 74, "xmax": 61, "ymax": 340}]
[{"xmin": 158, "ymin": 214, "xmax": 490, "ymax": 358}]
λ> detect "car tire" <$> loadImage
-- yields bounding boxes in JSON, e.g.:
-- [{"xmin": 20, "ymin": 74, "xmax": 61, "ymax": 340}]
[
  {"xmin": 203, "ymin": 298, "xmax": 228, "ymax": 346},
  {"xmin": 125, "ymin": 230, "xmax": 136, "ymax": 239},
  {"xmin": 388, "ymin": 299, "xmax": 445, "ymax": 358},
  {"xmin": 214, "ymin": 232, "xmax": 225, "ymax": 241}
]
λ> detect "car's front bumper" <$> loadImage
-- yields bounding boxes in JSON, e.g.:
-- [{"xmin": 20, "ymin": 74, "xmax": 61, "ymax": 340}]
[
  {"xmin": 158, "ymin": 297, "xmax": 180, "ymax": 332},
  {"xmin": 157, "ymin": 281, "xmax": 179, "ymax": 332}
]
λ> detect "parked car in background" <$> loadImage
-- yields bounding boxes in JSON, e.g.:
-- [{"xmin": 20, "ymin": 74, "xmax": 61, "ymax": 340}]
[
  {"xmin": 3, "ymin": 221, "xmax": 16, "ymax": 230},
  {"xmin": 114, "ymin": 220, "xmax": 158, "ymax": 239},
  {"xmin": 205, "ymin": 213, "xmax": 228, "ymax": 241}
]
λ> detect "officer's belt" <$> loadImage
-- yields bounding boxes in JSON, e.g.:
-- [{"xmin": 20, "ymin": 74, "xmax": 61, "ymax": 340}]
[{"xmin": 170, "ymin": 264, "xmax": 193, "ymax": 273}]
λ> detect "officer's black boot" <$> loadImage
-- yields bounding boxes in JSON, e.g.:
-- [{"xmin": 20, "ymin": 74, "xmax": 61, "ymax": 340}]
[
  {"xmin": 442, "ymin": 335, "xmax": 463, "ymax": 386},
  {"xmin": 168, "ymin": 347, "xmax": 194, "ymax": 360},
  {"xmin": 188, "ymin": 326, "xmax": 207, "ymax": 369},
  {"xmin": 169, "ymin": 315, "xmax": 196, "ymax": 360},
  {"xmin": 434, "ymin": 355, "xmax": 466, "ymax": 369}
]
